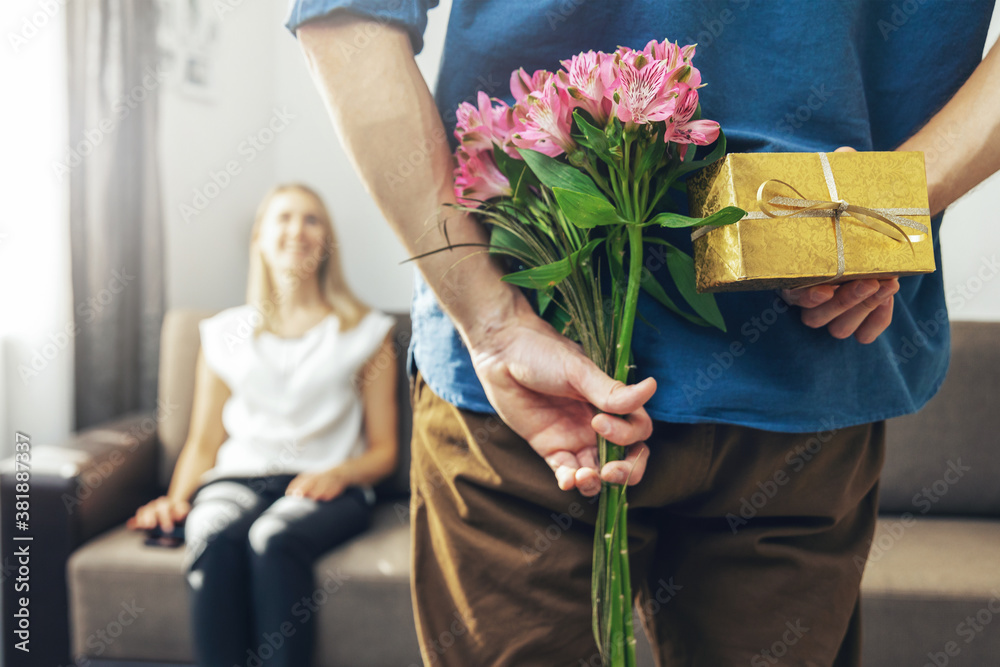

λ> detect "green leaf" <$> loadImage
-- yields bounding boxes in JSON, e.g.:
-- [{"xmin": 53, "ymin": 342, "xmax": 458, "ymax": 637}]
[
  {"xmin": 635, "ymin": 307, "xmax": 660, "ymax": 334},
  {"xmin": 639, "ymin": 267, "xmax": 711, "ymax": 328},
  {"xmin": 488, "ymin": 224, "xmax": 533, "ymax": 259},
  {"xmin": 492, "ymin": 145, "xmax": 539, "ymax": 203},
  {"xmin": 537, "ymin": 289, "xmax": 553, "ymax": 315},
  {"xmin": 645, "ymin": 205, "xmax": 745, "ymax": 229},
  {"xmin": 636, "ymin": 126, "xmax": 666, "ymax": 175},
  {"xmin": 500, "ymin": 237, "xmax": 604, "ymax": 289},
  {"xmin": 552, "ymin": 188, "xmax": 628, "ymax": 228},
  {"xmin": 607, "ymin": 236, "xmax": 626, "ymax": 284},
  {"xmin": 545, "ymin": 301, "xmax": 574, "ymax": 339},
  {"xmin": 501, "ymin": 260, "xmax": 571, "ymax": 289},
  {"xmin": 608, "ymin": 116, "xmax": 624, "ymax": 146},
  {"xmin": 517, "ymin": 148, "xmax": 605, "ymax": 198},
  {"xmin": 605, "ymin": 227, "xmax": 627, "ymax": 298},
  {"xmin": 648, "ymin": 238, "xmax": 727, "ymax": 331},
  {"xmin": 572, "ymin": 111, "xmax": 615, "ymax": 165}
]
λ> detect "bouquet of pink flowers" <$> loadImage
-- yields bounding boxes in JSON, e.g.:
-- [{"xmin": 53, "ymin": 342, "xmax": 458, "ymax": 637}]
[{"xmin": 443, "ymin": 39, "xmax": 744, "ymax": 666}]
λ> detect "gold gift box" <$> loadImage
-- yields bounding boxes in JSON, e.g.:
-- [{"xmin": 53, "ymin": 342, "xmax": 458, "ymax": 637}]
[{"xmin": 687, "ymin": 151, "xmax": 935, "ymax": 292}]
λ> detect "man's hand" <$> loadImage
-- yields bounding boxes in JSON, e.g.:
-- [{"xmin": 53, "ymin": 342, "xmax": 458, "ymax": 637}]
[
  {"xmin": 779, "ymin": 146, "xmax": 899, "ymax": 344},
  {"xmin": 467, "ymin": 297, "xmax": 656, "ymax": 497},
  {"xmin": 780, "ymin": 278, "xmax": 899, "ymax": 344},
  {"xmin": 285, "ymin": 469, "xmax": 348, "ymax": 501}
]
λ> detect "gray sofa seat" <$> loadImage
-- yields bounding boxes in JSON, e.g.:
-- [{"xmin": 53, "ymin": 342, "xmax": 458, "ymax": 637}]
[
  {"xmin": 68, "ymin": 503, "xmax": 418, "ymax": 667},
  {"xmin": 65, "ymin": 509, "xmax": 1000, "ymax": 667},
  {"xmin": 861, "ymin": 516, "xmax": 1000, "ymax": 665}
]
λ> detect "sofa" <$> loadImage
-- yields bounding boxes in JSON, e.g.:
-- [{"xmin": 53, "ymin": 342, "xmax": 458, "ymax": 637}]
[{"xmin": 1, "ymin": 312, "xmax": 997, "ymax": 667}]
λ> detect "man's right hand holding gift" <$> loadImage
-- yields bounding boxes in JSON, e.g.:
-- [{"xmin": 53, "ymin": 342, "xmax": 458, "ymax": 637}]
[
  {"xmin": 781, "ymin": 276, "xmax": 900, "ymax": 344},
  {"xmin": 783, "ymin": 32, "xmax": 1000, "ymax": 344},
  {"xmin": 779, "ymin": 147, "xmax": 901, "ymax": 344}
]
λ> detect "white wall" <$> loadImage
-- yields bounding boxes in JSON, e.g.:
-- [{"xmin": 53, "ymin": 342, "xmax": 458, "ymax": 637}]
[
  {"xmin": 939, "ymin": 6, "xmax": 1000, "ymax": 321},
  {"xmin": 161, "ymin": 2, "xmax": 283, "ymax": 311},
  {"xmin": 163, "ymin": 0, "xmax": 998, "ymax": 323},
  {"xmin": 163, "ymin": 0, "xmax": 453, "ymax": 314}
]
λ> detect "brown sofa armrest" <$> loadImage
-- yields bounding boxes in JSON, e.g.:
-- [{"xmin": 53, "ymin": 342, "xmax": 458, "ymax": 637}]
[
  {"xmin": 7, "ymin": 412, "xmax": 158, "ymax": 548},
  {"xmin": 0, "ymin": 410, "xmax": 159, "ymax": 545},
  {"xmin": 0, "ymin": 411, "xmax": 159, "ymax": 667},
  {"xmin": 68, "ymin": 411, "xmax": 160, "ymax": 539}
]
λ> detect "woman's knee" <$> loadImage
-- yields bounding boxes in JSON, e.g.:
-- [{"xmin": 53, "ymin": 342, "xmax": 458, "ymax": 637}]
[
  {"xmin": 246, "ymin": 513, "xmax": 303, "ymax": 563},
  {"xmin": 184, "ymin": 503, "xmax": 253, "ymax": 569}
]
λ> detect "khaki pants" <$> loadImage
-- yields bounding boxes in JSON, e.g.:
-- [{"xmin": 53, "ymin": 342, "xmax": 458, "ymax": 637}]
[{"xmin": 408, "ymin": 369, "xmax": 885, "ymax": 667}]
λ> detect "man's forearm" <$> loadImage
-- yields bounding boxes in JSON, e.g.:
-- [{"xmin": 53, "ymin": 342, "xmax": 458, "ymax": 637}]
[
  {"xmin": 296, "ymin": 13, "xmax": 527, "ymax": 345},
  {"xmin": 898, "ymin": 40, "xmax": 1000, "ymax": 215}
]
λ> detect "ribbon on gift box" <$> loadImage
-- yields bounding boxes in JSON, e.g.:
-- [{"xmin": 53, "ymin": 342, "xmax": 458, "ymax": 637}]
[{"xmin": 691, "ymin": 152, "xmax": 931, "ymax": 283}]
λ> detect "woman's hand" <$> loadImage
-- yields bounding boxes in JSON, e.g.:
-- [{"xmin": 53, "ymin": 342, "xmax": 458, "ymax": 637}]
[
  {"xmin": 285, "ymin": 468, "xmax": 348, "ymax": 501},
  {"xmin": 466, "ymin": 298, "xmax": 656, "ymax": 498},
  {"xmin": 125, "ymin": 495, "xmax": 191, "ymax": 533},
  {"xmin": 779, "ymin": 146, "xmax": 900, "ymax": 344}
]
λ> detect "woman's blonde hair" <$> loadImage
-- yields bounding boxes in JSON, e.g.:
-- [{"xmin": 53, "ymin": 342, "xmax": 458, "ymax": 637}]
[{"xmin": 246, "ymin": 183, "xmax": 370, "ymax": 336}]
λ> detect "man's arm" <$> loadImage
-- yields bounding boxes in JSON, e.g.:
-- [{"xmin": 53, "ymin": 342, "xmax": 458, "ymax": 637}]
[
  {"xmin": 295, "ymin": 13, "xmax": 655, "ymax": 496},
  {"xmin": 299, "ymin": 14, "xmax": 513, "ymax": 347},
  {"xmin": 899, "ymin": 39, "xmax": 1000, "ymax": 215},
  {"xmin": 783, "ymin": 40, "xmax": 1000, "ymax": 343}
]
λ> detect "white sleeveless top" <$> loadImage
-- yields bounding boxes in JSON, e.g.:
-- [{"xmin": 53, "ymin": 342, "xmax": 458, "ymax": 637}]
[{"xmin": 196, "ymin": 304, "xmax": 397, "ymax": 505}]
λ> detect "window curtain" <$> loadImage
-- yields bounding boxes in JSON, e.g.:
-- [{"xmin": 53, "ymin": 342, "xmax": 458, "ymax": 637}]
[{"xmin": 67, "ymin": 0, "xmax": 165, "ymax": 429}]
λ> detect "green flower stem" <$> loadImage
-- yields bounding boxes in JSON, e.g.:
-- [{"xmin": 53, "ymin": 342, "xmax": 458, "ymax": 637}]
[
  {"xmin": 620, "ymin": 498, "xmax": 636, "ymax": 666},
  {"xmin": 608, "ymin": 535, "xmax": 623, "ymax": 666},
  {"xmin": 580, "ymin": 159, "xmax": 616, "ymax": 202},
  {"xmin": 597, "ymin": 220, "xmax": 644, "ymax": 667},
  {"xmin": 644, "ymin": 175, "xmax": 675, "ymax": 221},
  {"xmin": 609, "ymin": 168, "xmax": 625, "ymax": 213},
  {"xmin": 596, "ymin": 131, "xmax": 649, "ymax": 667},
  {"xmin": 614, "ymin": 223, "xmax": 644, "ymax": 382},
  {"xmin": 631, "ymin": 142, "xmax": 643, "ymax": 220},
  {"xmin": 621, "ymin": 139, "xmax": 634, "ymax": 221},
  {"xmin": 639, "ymin": 171, "xmax": 651, "ymax": 222}
]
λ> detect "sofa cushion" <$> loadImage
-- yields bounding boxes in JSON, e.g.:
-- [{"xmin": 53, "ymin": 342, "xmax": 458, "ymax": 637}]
[
  {"xmin": 157, "ymin": 309, "xmax": 218, "ymax": 490},
  {"xmin": 861, "ymin": 515, "xmax": 1000, "ymax": 666},
  {"xmin": 879, "ymin": 321, "xmax": 1000, "ymax": 517},
  {"xmin": 67, "ymin": 503, "xmax": 419, "ymax": 667},
  {"xmin": 156, "ymin": 309, "xmax": 413, "ymax": 498}
]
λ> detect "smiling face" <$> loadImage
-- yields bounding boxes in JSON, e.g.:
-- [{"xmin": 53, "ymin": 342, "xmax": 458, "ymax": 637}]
[{"xmin": 255, "ymin": 188, "xmax": 330, "ymax": 280}]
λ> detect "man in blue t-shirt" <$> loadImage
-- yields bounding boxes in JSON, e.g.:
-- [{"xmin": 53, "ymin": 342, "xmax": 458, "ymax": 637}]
[{"xmin": 285, "ymin": 2, "xmax": 999, "ymax": 665}]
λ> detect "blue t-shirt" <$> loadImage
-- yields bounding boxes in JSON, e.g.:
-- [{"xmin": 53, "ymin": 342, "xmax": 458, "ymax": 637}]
[{"xmin": 285, "ymin": 0, "xmax": 995, "ymax": 433}]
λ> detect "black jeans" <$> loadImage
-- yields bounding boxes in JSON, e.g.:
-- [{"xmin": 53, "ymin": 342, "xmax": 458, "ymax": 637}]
[{"xmin": 182, "ymin": 474, "xmax": 372, "ymax": 667}]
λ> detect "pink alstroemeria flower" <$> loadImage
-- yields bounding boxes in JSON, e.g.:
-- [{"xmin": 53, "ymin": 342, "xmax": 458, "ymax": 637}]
[
  {"xmin": 643, "ymin": 39, "xmax": 683, "ymax": 69},
  {"xmin": 605, "ymin": 54, "xmax": 680, "ymax": 126},
  {"xmin": 510, "ymin": 68, "xmax": 555, "ymax": 102},
  {"xmin": 454, "ymin": 149, "xmax": 511, "ymax": 207},
  {"xmin": 455, "ymin": 91, "xmax": 517, "ymax": 156},
  {"xmin": 557, "ymin": 50, "xmax": 610, "ymax": 123},
  {"xmin": 663, "ymin": 84, "xmax": 720, "ymax": 158},
  {"xmin": 642, "ymin": 39, "xmax": 702, "ymax": 88},
  {"xmin": 511, "ymin": 82, "xmax": 577, "ymax": 157}
]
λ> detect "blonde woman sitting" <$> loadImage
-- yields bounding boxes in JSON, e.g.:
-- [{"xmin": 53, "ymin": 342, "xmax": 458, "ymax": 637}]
[{"xmin": 126, "ymin": 184, "xmax": 398, "ymax": 667}]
